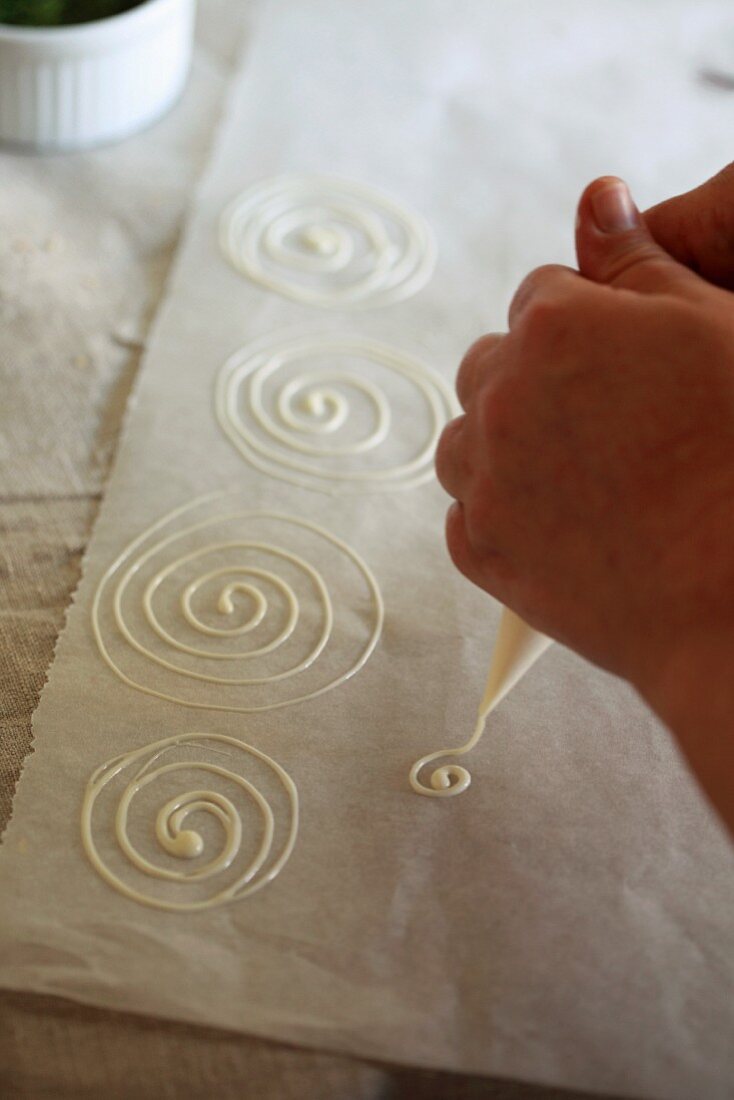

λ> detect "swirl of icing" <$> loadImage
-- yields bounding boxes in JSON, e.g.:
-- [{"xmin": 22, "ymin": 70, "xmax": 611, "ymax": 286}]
[
  {"xmin": 81, "ymin": 733, "xmax": 298, "ymax": 911},
  {"xmin": 219, "ymin": 174, "xmax": 436, "ymax": 309},
  {"xmin": 409, "ymin": 714, "xmax": 485, "ymax": 798},
  {"xmin": 411, "ymin": 611, "xmax": 553, "ymax": 798},
  {"xmin": 216, "ymin": 334, "xmax": 458, "ymax": 494},
  {"xmin": 92, "ymin": 494, "xmax": 383, "ymax": 712}
]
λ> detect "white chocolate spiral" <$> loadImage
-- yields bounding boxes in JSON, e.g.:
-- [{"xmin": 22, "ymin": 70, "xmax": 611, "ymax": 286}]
[
  {"xmin": 216, "ymin": 334, "xmax": 458, "ymax": 494},
  {"xmin": 92, "ymin": 494, "xmax": 383, "ymax": 712},
  {"xmin": 219, "ymin": 174, "xmax": 436, "ymax": 309},
  {"xmin": 409, "ymin": 713, "xmax": 486, "ymax": 798},
  {"xmin": 81, "ymin": 733, "xmax": 298, "ymax": 911},
  {"xmin": 411, "ymin": 612, "xmax": 553, "ymax": 798}
]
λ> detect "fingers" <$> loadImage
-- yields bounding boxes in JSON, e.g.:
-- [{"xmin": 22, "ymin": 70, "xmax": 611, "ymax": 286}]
[
  {"xmin": 445, "ymin": 502, "xmax": 484, "ymax": 584},
  {"xmin": 445, "ymin": 502, "xmax": 512, "ymax": 602},
  {"xmin": 456, "ymin": 333, "xmax": 505, "ymax": 410},
  {"xmin": 575, "ymin": 176, "xmax": 703, "ymax": 297},
  {"xmin": 435, "ymin": 415, "xmax": 468, "ymax": 501},
  {"xmin": 508, "ymin": 264, "xmax": 586, "ymax": 330},
  {"xmin": 643, "ymin": 161, "xmax": 734, "ymax": 290}
]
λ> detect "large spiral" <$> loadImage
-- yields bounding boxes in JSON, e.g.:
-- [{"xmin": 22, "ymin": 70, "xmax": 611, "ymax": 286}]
[
  {"xmin": 219, "ymin": 174, "xmax": 436, "ymax": 309},
  {"xmin": 91, "ymin": 495, "xmax": 383, "ymax": 712},
  {"xmin": 215, "ymin": 334, "xmax": 458, "ymax": 493},
  {"xmin": 81, "ymin": 733, "xmax": 298, "ymax": 911}
]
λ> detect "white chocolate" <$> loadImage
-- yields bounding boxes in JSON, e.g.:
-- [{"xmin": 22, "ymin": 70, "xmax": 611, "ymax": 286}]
[
  {"xmin": 410, "ymin": 610, "xmax": 552, "ymax": 797},
  {"xmin": 92, "ymin": 497, "xmax": 384, "ymax": 713},
  {"xmin": 81, "ymin": 733, "xmax": 298, "ymax": 911},
  {"xmin": 219, "ymin": 174, "xmax": 436, "ymax": 309},
  {"xmin": 216, "ymin": 334, "xmax": 458, "ymax": 494}
]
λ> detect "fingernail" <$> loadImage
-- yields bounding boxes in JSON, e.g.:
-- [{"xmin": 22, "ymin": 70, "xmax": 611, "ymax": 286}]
[{"xmin": 590, "ymin": 179, "xmax": 639, "ymax": 233}]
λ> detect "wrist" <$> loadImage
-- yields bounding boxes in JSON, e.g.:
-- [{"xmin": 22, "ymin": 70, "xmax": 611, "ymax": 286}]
[{"xmin": 635, "ymin": 627, "xmax": 734, "ymax": 835}]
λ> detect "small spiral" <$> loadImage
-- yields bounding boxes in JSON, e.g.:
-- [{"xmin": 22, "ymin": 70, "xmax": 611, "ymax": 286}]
[
  {"xmin": 92, "ymin": 495, "xmax": 383, "ymax": 712},
  {"xmin": 216, "ymin": 334, "xmax": 458, "ymax": 493},
  {"xmin": 81, "ymin": 733, "xmax": 298, "ymax": 912},
  {"xmin": 409, "ymin": 712, "xmax": 488, "ymax": 798},
  {"xmin": 409, "ymin": 755, "xmax": 473, "ymax": 799},
  {"xmin": 219, "ymin": 174, "xmax": 435, "ymax": 309}
]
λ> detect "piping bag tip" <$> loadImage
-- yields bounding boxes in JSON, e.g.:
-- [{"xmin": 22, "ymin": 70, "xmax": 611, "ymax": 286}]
[
  {"xmin": 478, "ymin": 607, "xmax": 552, "ymax": 720},
  {"xmin": 409, "ymin": 606, "xmax": 552, "ymax": 798}
]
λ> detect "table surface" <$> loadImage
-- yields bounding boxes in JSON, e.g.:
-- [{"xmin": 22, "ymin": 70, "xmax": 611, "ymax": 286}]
[{"xmin": 0, "ymin": 4, "xmax": 615, "ymax": 1096}]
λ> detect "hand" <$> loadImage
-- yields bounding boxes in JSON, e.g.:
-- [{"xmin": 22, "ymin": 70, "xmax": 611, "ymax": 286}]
[
  {"xmin": 643, "ymin": 162, "xmax": 734, "ymax": 290},
  {"xmin": 437, "ymin": 176, "xmax": 734, "ymax": 829}
]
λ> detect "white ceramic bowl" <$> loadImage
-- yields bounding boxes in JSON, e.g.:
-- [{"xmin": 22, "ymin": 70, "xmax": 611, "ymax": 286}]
[{"xmin": 0, "ymin": 0, "xmax": 196, "ymax": 151}]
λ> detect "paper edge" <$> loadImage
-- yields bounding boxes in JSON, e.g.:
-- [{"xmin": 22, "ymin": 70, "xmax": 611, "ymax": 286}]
[{"xmin": 0, "ymin": 20, "xmax": 256, "ymax": 851}]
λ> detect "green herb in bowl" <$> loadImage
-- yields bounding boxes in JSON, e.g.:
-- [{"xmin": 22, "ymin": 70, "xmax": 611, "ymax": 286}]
[{"xmin": 0, "ymin": 1, "xmax": 145, "ymax": 26}]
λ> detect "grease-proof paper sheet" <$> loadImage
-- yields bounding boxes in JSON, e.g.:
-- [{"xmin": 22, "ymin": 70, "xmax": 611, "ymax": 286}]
[{"xmin": 2, "ymin": 3, "xmax": 734, "ymax": 1097}]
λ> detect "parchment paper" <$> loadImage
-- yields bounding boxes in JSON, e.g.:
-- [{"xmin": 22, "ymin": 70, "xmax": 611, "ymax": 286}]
[{"xmin": 2, "ymin": 3, "xmax": 734, "ymax": 1098}]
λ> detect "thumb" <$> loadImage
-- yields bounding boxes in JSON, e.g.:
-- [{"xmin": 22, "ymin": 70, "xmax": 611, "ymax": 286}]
[
  {"xmin": 575, "ymin": 176, "xmax": 702, "ymax": 296},
  {"xmin": 644, "ymin": 163, "xmax": 734, "ymax": 290}
]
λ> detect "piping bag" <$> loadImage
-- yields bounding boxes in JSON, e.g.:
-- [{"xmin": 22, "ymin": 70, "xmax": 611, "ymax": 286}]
[{"xmin": 409, "ymin": 608, "xmax": 552, "ymax": 797}]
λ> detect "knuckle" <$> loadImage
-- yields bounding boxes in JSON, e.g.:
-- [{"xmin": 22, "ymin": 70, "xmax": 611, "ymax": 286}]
[
  {"xmin": 461, "ymin": 334, "xmax": 494, "ymax": 366},
  {"xmin": 533, "ymin": 262, "xmax": 571, "ymax": 281},
  {"xmin": 510, "ymin": 264, "xmax": 578, "ymax": 332},
  {"xmin": 477, "ymin": 373, "xmax": 518, "ymax": 442},
  {"xmin": 520, "ymin": 293, "xmax": 564, "ymax": 333},
  {"xmin": 434, "ymin": 416, "xmax": 465, "ymax": 484},
  {"xmin": 436, "ymin": 414, "xmax": 463, "ymax": 456},
  {"xmin": 479, "ymin": 381, "xmax": 507, "ymax": 433},
  {"xmin": 513, "ymin": 263, "xmax": 564, "ymax": 299},
  {"xmin": 456, "ymin": 333, "xmax": 505, "ymax": 401},
  {"xmin": 516, "ymin": 294, "xmax": 583, "ymax": 361},
  {"xmin": 444, "ymin": 505, "xmax": 476, "ymax": 575},
  {"xmin": 456, "ymin": 353, "xmax": 479, "ymax": 403},
  {"xmin": 509, "ymin": 270, "xmax": 538, "ymax": 314}
]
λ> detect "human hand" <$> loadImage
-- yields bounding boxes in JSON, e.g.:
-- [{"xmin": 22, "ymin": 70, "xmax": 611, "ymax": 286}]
[
  {"xmin": 438, "ymin": 175, "xmax": 734, "ymax": 830},
  {"xmin": 437, "ymin": 178, "xmax": 734, "ymax": 696},
  {"xmin": 643, "ymin": 161, "xmax": 734, "ymax": 290}
]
